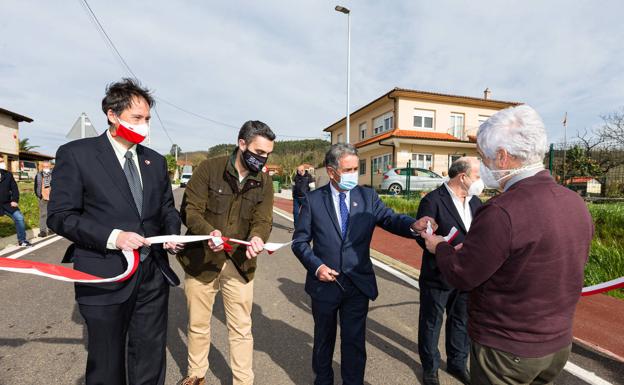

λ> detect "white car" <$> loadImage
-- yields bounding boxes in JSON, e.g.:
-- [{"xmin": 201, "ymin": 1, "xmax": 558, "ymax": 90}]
[
  {"xmin": 380, "ymin": 167, "xmax": 445, "ymax": 194},
  {"xmin": 180, "ymin": 173, "xmax": 192, "ymax": 187}
]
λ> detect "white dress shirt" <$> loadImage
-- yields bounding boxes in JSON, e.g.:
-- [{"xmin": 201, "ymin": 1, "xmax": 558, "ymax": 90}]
[
  {"xmin": 106, "ymin": 130, "xmax": 144, "ymax": 249},
  {"xmin": 444, "ymin": 182, "xmax": 472, "ymax": 231}
]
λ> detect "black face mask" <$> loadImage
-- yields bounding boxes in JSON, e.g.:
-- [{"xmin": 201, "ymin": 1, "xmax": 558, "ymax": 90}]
[{"xmin": 242, "ymin": 149, "xmax": 268, "ymax": 173}]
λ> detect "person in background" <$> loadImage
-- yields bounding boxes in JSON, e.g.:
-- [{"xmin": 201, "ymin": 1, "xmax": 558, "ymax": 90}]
[
  {"xmin": 177, "ymin": 120, "xmax": 275, "ymax": 385},
  {"xmin": 292, "ymin": 164, "xmax": 314, "ymax": 227},
  {"xmin": 34, "ymin": 160, "xmax": 53, "ymax": 237},
  {"xmin": 292, "ymin": 143, "xmax": 435, "ymax": 385},
  {"xmin": 420, "ymin": 105, "xmax": 593, "ymax": 385},
  {"xmin": 0, "ymin": 160, "xmax": 31, "ymax": 247},
  {"xmin": 415, "ymin": 157, "xmax": 483, "ymax": 385}
]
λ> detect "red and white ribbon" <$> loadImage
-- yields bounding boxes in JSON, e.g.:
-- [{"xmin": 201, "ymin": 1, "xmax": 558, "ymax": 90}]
[
  {"xmin": 581, "ymin": 276, "xmax": 624, "ymax": 296},
  {"xmin": 0, "ymin": 235, "xmax": 292, "ymax": 284}
]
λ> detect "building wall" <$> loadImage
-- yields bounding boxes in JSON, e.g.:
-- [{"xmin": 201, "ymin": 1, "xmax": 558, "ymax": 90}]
[
  {"xmin": 330, "ymin": 98, "xmax": 394, "ymax": 144},
  {"xmin": 0, "ymin": 114, "xmax": 19, "ymax": 157},
  {"xmin": 356, "ymin": 146, "xmax": 394, "ymax": 187},
  {"xmin": 396, "ymin": 97, "xmax": 503, "ymax": 139}
]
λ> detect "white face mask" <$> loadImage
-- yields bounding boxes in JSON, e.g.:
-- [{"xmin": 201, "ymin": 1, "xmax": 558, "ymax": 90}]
[
  {"xmin": 0, "ymin": 163, "xmax": 6, "ymax": 170},
  {"xmin": 480, "ymin": 161, "xmax": 544, "ymax": 190},
  {"xmin": 464, "ymin": 176, "xmax": 485, "ymax": 196},
  {"xmin": 43, "ymin": 168, "xmax": 51, "ymax": 173}
]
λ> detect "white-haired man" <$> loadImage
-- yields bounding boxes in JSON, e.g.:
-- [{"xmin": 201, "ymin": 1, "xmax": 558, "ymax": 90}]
[{"xmin": 421, "ymin": 105, "xmax": 594, "ymax": 384}]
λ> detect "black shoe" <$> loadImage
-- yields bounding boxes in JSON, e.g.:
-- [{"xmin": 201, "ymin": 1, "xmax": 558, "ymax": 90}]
[
  {"xmin": 38, "ymin": 231, "xmax": 47, "ymax": 237},
  {"xmin": 19, "ymin": 240, "xmax": 33, "ymax": 247},
  {"xmin": 447, "ymin": 367, "xmax": 470, "ymax": 385},
  {"xmin": 422, "ymin": 370, "xmax": 440, "ymax": 385}
]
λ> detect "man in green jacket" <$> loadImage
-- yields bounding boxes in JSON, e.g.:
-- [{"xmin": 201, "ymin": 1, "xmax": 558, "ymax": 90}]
[{"xmin": 177, "ymin": 120, "xmax": 275, "ymax": 385}]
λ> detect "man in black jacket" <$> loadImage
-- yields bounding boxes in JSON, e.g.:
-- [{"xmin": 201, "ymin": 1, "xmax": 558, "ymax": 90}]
[
  {"xmin": 415, "ymin": 157, "xmax": 483, "ymax": 385},
  {"xmin": 0, "ymin": 161, "xmax": 31, "ymax": 247},
  {"xmin": 292, "ymin": 164, "xmax": 314, "ymax": 226},
  {"xmin": 34, "ymin": 160, "xmax": 52, "ymax": 237},
  {"xmin": 47, "ymin": 79, "xmax": 182, "ymax": 385}
]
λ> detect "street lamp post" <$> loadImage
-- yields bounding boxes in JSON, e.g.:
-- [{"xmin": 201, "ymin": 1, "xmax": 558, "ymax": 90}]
[{"xmin": 335, "ymin": 5, "xmax": 351, "ymax": 144}]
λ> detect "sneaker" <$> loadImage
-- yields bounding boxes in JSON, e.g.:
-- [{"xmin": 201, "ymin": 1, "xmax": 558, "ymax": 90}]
[
  {"xmin": 19, "ymin": 240, "xmax": 33, "ymax": 247},
  {"xmin": 422, "ymin": 370, "xmax": 440, "ymax": 385},
  {"xmin": 38, "ymin": 231, "xmax": 48, "ymax": 238},
  {"xmin": 447, "ymin": 367, "xmax": 471, "ymax": 385},
  {"xmin": 177, "ymin": 376, "xmax": 205, "ymax": 385}
]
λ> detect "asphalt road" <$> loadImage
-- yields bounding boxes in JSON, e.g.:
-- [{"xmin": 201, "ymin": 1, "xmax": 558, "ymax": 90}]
[{"xmin": 0, "ymin": 188, "xmax": 622, "ymax": 385}]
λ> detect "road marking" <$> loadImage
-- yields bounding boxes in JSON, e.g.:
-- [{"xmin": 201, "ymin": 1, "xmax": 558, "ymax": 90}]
[
  {"xmin": 564, "ymin": 362, "xmax": 613, "ymax": 385},
  {"xmin": 1, "ymin": 236, "xmax": 63, "ymax": 259},
  {"xmin": 273, "ymin": 206, "xmax": 614, "ymax": 385}
]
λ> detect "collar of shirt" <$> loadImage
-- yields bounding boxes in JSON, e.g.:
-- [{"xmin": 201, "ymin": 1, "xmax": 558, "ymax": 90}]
[
  {"xmin": 503, "ymin": 167, "xmax": 544, "ymax": 192},
  {"xmin": 444, "ymin": 182, "xmax": 472, "ymax": 230},
  {"xmin": 106, "ymin": 129, "xmax": 138, "ymax": 168}
]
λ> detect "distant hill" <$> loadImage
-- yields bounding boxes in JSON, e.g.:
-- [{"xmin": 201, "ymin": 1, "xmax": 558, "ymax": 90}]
[{"xmin": 178, "ymin": 139, "xmax": 330, "ymax": 184}]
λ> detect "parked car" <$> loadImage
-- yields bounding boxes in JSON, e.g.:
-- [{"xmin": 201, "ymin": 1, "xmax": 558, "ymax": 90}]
[
  {"xmin": 380, "ymin": 167, "xmax": 445, "ymax": 194},
  {"xmin": 180, "ymin": 172, "xmax": 192, "ymax": 187}
]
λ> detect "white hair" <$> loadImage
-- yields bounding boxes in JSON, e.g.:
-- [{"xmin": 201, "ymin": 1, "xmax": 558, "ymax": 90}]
[{"xmin": 477, "ymin": 105, "xmax": 548, "ymax": 165}]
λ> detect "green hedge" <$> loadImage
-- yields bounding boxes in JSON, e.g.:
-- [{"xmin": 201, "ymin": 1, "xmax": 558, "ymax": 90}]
[{"xmin": 381, "ymin": 196, "xmax": 624, "ymax": 299}]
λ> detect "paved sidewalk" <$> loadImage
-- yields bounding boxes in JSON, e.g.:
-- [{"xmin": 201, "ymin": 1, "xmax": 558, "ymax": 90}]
[{"xmin": 275, "ymin": 196, "xmax": 624, "ymax": 362}]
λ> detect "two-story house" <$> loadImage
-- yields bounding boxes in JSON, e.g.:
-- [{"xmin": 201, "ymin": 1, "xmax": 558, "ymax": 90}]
[{"xmin": 323, "ymin": 87, "xmax": 522, "ymax": 187}]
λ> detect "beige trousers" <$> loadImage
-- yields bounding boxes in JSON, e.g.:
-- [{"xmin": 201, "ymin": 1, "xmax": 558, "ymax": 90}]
[{"xmin": 185, "ymin": 259, "xmax": 254, "ymax": 384}]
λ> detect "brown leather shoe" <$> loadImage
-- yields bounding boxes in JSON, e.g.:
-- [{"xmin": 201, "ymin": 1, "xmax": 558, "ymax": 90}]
[{"xmin": 178, "ymin": 376, "xmax": 205, "ymax": 385}]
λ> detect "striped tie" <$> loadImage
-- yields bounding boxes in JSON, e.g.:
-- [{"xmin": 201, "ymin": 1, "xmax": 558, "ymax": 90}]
[{"xmin": 123, "ymin": 151, "xmax": 149, "ymax": 261}]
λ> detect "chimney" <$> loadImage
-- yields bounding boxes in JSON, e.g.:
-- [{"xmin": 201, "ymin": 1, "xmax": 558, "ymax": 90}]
[{"xmin": 483, "ymin": 87, "xmax": 491, "ymax": 100}]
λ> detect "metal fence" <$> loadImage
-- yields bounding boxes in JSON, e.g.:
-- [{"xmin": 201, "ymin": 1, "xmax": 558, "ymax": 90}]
[{"xmin": 547, "ymin": 140, "xmax": 624, "ymax": 198}]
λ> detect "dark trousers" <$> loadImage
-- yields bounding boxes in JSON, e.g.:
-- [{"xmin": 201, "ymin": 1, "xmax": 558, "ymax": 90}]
[
  {"xmin": 418, "ymin": 283, "xmax": 469, "ymax": 373},
  {"xmin": 293, "ymin": 196, "xmax": 306, "ymax": 225},
  {"xmin": 471, "ymin": 341, "xmax": 571, "ymax": 385},
  {"xmin": 311, "ymin": 276, "xmax": 370, "ymax": 385},
  {"xmin": 78, "ymin": 257, "xmax": 169, "ymax": 385}
]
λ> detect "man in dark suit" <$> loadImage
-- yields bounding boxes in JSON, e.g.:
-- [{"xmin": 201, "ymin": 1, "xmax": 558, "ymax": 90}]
[
  {"xmin": 47, "ymin": 79, "xmax": 182, "ymax": 385},
  {"xmin": 415, "ymin": 157, "xmax": 483, "ymax": 385},
  {"xmin": 292, "ymin": 143, "xmax": 433, "ymax": 385},
  {"xmin": 0, "ymin": 161, "xmax": 31, "ymax": 247}
]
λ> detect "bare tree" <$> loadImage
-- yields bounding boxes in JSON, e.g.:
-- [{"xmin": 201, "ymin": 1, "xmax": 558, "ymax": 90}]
[{"xmin": 597, "ymin": 108, "xmax": 624, "ymax": 148}]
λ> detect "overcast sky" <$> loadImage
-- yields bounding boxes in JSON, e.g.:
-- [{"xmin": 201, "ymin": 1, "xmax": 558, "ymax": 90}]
[{"xmin": 2, "ymin": 0, "xmax": 623, "ymax": 156}]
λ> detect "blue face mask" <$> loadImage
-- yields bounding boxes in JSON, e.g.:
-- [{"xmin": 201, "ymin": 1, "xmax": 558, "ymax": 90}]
[{"xmin": 337, "ymin": 171, "xmax": 358, "ymax": 190}]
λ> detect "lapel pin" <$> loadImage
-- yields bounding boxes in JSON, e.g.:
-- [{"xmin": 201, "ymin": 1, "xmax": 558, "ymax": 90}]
[
  {"xmin": 218, "ymin": 189, "xmax": 222, "ymax": 193},
  {"xmin": 353, "ymin": 202, "xmax": 358, "ymax": 207},
  {"xmin": 144, "ymin": 160, "xmax": 151, "ymax": 165}
]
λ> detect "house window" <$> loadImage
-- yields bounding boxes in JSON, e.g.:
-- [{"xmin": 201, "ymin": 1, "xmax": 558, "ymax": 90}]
[
  {"xmin": 359, "ymin": 122, "xmax": 368, "ymax": 140},
  {"xmin": 449, "ymin": 154, "xmax": 462, "ymax": 166},
  {"xmin": 359, "ymin": 159, "xmax": 367, "ymax": 175},
  {"xmin": 412, "ymin": 153, "xmax": 433, "ymax": 169},
  {"xmin": 449, "ymin": 113, "xmax": 465, "ymax": 139},
  {"xmin": 373, "ymin": 112, "xmax": 393, "ymax": 135},
  {"xmin": 413, "ymin": 109, "xmax": 435, "ymax": 129},
  {"xmin": 372, "ymin": 154, "xmax": 393, "ymax": 174},
  {"xmin": 337, "ymin": 133, "xmax": 344, "ymax": 143},
  {"xmin": 478, "ymin": 115, "xmax": 490, "ymax": 127}
]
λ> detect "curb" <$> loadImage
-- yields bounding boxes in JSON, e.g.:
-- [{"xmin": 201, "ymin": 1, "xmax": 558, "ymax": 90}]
[{"xmin": 0, "ymin": 227, "xmax": 40, "ymax": 250}]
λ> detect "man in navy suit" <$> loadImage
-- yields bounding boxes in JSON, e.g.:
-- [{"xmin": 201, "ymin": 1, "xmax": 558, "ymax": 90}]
[
  {"xmin": 415, "ymin": 157, "xmax": 483, "ymax": 385},
  {"xmin": 292, "ymin": 143, "xmax": 434, "ymax": 385},
  {"xmin": 47, "ymin": 79, "xmax": 182, "ymax": 385}
]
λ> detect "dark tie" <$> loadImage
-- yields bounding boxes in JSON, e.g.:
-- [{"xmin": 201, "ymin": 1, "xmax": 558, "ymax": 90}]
[
  {"xmin": 339, "ymin": 192, "xmax": 349, "ymax": 239},
  {"xmin": 123, "ymin": 151, "xmax": 149, "ymax": 261}
]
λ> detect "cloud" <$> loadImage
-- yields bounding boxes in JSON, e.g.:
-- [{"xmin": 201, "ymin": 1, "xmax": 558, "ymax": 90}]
[{"xmin": 1, "ymin": 0, "xmax": 623, "ymax": 155}]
